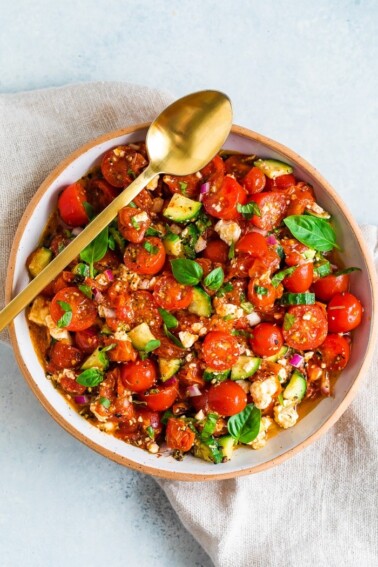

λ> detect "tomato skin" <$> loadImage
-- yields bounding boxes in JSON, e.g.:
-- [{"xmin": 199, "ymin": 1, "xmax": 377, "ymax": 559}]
[
  {"xmin": 208, "ymin": 381, "xmax": 247, "ymax": 416},
  {"xmin": 286, "ymin": 184, "xmax": 315, "ymax": 216},
  {"xmin": 249, "ymin": 323, "xmax": 284, "ymax": 357},
  {"xmin": 313, "ymin": 274, "xmax": 349, "ymax": 302},
  {"xmin": 139, "ymin": 381, "xmax": 179, "ymax": 411},
  {"xmin": 104, "ymin": 337, "xmax": 137, "ymax": 363},
  {"xmin": 120, "ymin": 359, "xmax": 157, "ymax": 392},
  {"xmin": 224, "ymin": 154, "xmax": 251, "ymax": 179},
  {"xmin": 153, "ymin": 274, "xmax": 193, "ymax": 311},
  {"xmin": 58, "ymin": 182, "xmax": 89, "ymax": 227},
  {"xmin": 250, "ymin": 191, "xmax": 288, "ymax": 231},
  {"xmin": 195, "ymin": 257, "xmax": 212, "ymax": 277},
  {"xmin": 202, "ymin": 331, "xmax": 240, "ymax": 371},
  {"xmin": 236, "ymin": 232, "xmax": 268, "ymax": 257},
  {"xmin": 282, "ymin": 304, "xmax": 328, "ymax": 350},
  {"xmin": 200, "ymin": 155, "xmax": 225, "ymax": 191},
  {"xmin": 327, "ymin": 292, "xmax": 362, "ymax": 333},
  {"xmin": 101, "ymin": 145, "xmax": 147, "ymax": 188},
  {"xmin": 203, "ymin": 239, "xmax": 229, "ymax": 263},
  {"xmin": 247, "ymin": 279, "xmax": 277, "ymax": 310},
  {"xmin": 265, "ymin": 174, "xmax": 296, "ymax": 190},
  {"xmin": 163, "ymin": 173, "xmax": 200, "ymax": 199},
  {"xmin": 191, "ymin": 389, "xmax": 210, "ymax": 413},
  {"xmin": 242, "ymin": 166, "xmax": 266, "ymax": 194},
  {"xmin": 50, "ymin": 287, "xmax": 97, "ymax": 332},
  {"xmin": 118, "ymin": 206, "xmax": 150, "ymax": 243},
  {"xmin": 166, "ymin": 418, "xmax": 196, "ymax": 452},
  {"xmin": 318, "ymin": 334, "xmax": 351, "ymax": 371},
  {"xmin": 281, "ymin": 238, "xmax": 309, "ymax": 266},
  {"xmin": 49, "ymin": 342, "xmax": 83, "ymax": 370},
  {"xmin": 87, "ymin": 178, "xmax": 119, "ymax": 213},
  {"xmin": 60, "ymin": 377, "xmax": 86, "ymax": 395},
  {"xmin": 283, "ymin": 263, "xmax": 314, "ymax": 293},
  {"xmin": 124, "ymin": 237, "xmax": 166, "ymax": 275},
  {"xmin": 203, "ymin": 175, "xmax": 247, "ymax": 220},
  {"xmin": 74, "ymin": 327, "xmax": 100, "ymax": 354}
]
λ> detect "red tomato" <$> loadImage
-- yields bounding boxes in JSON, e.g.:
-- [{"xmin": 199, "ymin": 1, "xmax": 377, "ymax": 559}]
[
  {"xmin": 124, "ymin": 237, "xmax": 166, "ymax": 275},
  {"xmin": 58, "ymin": 182, "xmax": 89, "ymax": 227},
  {"xmin": 224, "ymin": 154, "xmax": 252, "ymax": 179},
  {"xmin": 286, "ymin": 184, "xmax": 315, "ymax": 216},
  {"xmin": 200, "ymin": 155, "xmax": 225, "ymax": 191},
  {"xmin": 282, "ymin": 304, "xmax": 328, "ymax": 350},
  {"xmin": 195, "ymin": 257, "xmax": 213, "ymax": 277},
  {"xmin": 203, "ymin": 175, "xmax": 247, "ymax": 220},
  {"xmin": 202, "ymin": 331, "xmax": 240, "ymax": 371},
  {"xmin": 49, "ymin": 342, "xmax": 83, "ymax": 369},
  {"xmin": 242, "ymin": 166, "xmax": 266, "ymax": 194},
  {"xmin": 153, "ymin": 274, "xmax": 193, "ymax": 311},
  {"xmin": 166, "ymin": 418, "xmax": 196, "ymax": 452},
  {"xmin": 101, "ymin": 145, "xmax": 147, "ymax": 188},
  {"xmin": 249, "ymin": 323, "xmax": 284, "ymax": 357},
  {"xmin": 87, "ymin": 178, "xmax": 119, "ymax": 212},
  {"xmin": 133, "ymin": 189, "xmax": 154, "ymax": 212},
  {"xmin": 203, "ymin": 239, "xmax": 229, "ymax": 263},
  {"xmin": 190, "ymin": 389, "xmax": 210, "ymax": 413},
  {"xmin": 318, "ymin": 334, "xmax": 351, "ymax": 371},
  {"xmin": 247, "ymin": 279, "xmax": 277, "ymax": 310},
  {"xmin": 327, "ymin": 292, "xmax": 363, "ymax": 333},
  {"xmin": 60, "ymin": 377, "xmax": 86, "ymax": 395},
  {"xmin": 118, "ymin": 206, "xmax": 151, "ymax": 244},
  {"xmin": 236, "ymin": 232, "xmax": 268, "ymax": 257},
  {"xmin": 163, "ymin": 173, "xmax": 200, "ymax": 199},
  {"xmin": 121, "ymin": 359, "xmax": 157, "ymax": 392},
  {"xmin": 208, "ymin": 381, "xmax": 247, "ymax": 416},
  {"xmin": 74, "ymin": 327, "xmax": 100, "ymax": 354},
  {"xmin": 313, "ymin": 273, "xmax": 349, "ymax": 302},
  {"xmin": 250, "ymin": 191, "xmax": 288, "ymax": 231},
  {"xmin": 283, "ymin": 263, "xmax": 314, "ymax": 293},
  {"xmin": 136, "ymin": 407, "xmax": 162, "ymax": 436},
  {"xmin": 104, "ymin": 337, "xmax": 137, "ymax": 363},
  {"xmin": 247, "ymin": 249, "xmax": 281, "ymax": 278},
  {"xmin": 50, "ymin": 287, "xmax": 97, "ymax": 331},
  {"xmin": 140, "ymin": 380, "xmax": 179, "ymax": 411},
  {"xmin": 281, "ymin": 238, "xmax": 310, "ymax": 266},
  {"xmin": 265, "ymin": 174, "xmax": 296, "ymax": 190}
]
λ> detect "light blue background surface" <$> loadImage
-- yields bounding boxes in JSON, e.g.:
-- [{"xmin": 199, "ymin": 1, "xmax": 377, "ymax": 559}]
[{"xmin": 1, "ymin": 1, "xmax": 377, "ymax": 566}]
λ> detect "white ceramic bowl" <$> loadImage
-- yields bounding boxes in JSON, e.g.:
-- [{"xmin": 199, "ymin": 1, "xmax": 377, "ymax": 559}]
[{"xmin": 7, "ymin": 124, "xmax": 377, "ymax": 481}]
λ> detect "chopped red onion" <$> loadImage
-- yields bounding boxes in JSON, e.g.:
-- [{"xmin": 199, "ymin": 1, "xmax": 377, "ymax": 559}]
[
  {"xmin": 199, "ymin": 182, "xmax": 210, "ymax": 201},
  {"xmin": 251, "ymin": 227, "xmax": 267, "ymax": 236},
  {"xmin": 164, "ymin": 376, "xmax": 178, "ymax": 387},
  {"xmin": 93, "ymin": 289, "xmax": 104, "ymax": 303},
  {"xmin": 74, "ymin": 395, "xmax": 89, "ymax": 405},
  {"xmin": 266, "ymin": 234, "xmax": 278, "ymax": 245},
  {"xmin": 104, "ymin": 269, "xmax": 114, "ymax": 281},
  {"xmin": 71, "ymin": 227, "xmax": 83, "ymax": 236},
  {"xmin": 187, "ymin": 384, "xmax": 202, "ymax": 397},
  {"xmin": 289, "ymin": 354, "xmax": 304, "ymax": 367},
  {"xmin": 101, "ymin": 306, "xmax": 116, "ymax": 318}
]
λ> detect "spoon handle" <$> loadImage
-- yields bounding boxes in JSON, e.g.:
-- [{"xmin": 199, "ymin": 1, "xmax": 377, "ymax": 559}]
[{"xmin": 0, "ymin": 164, "xmax": 159, "ymax": 332}]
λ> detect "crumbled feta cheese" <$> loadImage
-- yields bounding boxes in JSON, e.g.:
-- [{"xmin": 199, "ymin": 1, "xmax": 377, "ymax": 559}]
[
  {"xmin": 214, "ymin": 220, "xmax": 241, "ymax": 245},
  {"xmin": 194, "ymin": 236, "xmax": 207, "ymax": 253},
  {"xmin": 98, "ymin": 421, "xmax": 117, "ymax": 432},
  {"xmin": 214, "ymin": 302, "xmax": 244, "ymax": 319},
  {"xmin": 195, "ymin": 409, "xmax": 205, "ymax": 421},
  {"xmin": 91, "ymin": 405, "xmax": 109, "ymax": 423},
  {"xmin": 45, "ymin": 315, "xmax": 72, "ymax": 342},
  {"xmin": 277, "ymin": 358, "xmax": 288, "ymax": 366},
  {"xmin": 274, "ymin": 403, "xmax": 299, "ymax": 429},
  {"xmin": 306, "ymin": 201, "xmax": 327, "ymax": 215},
  {"xmin": 249, "ymin": 417, "xmax": 273, "ymax": 450},
  {"xmin": 178, "ymin": 331, "xmax": 198, "ymax": 348},
  {"xmin": 146, "ymin": 176, "xmax": 159, "ymax": 190},
  {"xmin": 28, "ymin": 296, "xmax": 50, "ymax": 326},
  {"xmin": 147, "ymin": 442, "xmax": 159, "ymax": 454},
  {"xmin": 195, "ymin": 171, "xmax": 203, "ymax": 179},
  {"xmin": 169, "ymin": 224, "xmax": 182, "ymax": 235},
  {"xmin": 113, "ymin": 329, "xmax": 132, "ymax": 342},
  {"xmin": 191, "ymin": 322, "xmax": 204, "ymax": 333},
  {"xmin": 132, "ymin": 211, "xmax": 149, "ymax": 223},
  {"xmin": 304, "ymin": 351, "xmax": 314, "ymax": 362},
  {"xmin": 277, "ymin": 367, "xmax": 288, "ymax": 383},
  {"xmin": 302, "ymin": 313, "xmax": 312, "ymax": 321},
  {"xmin": 250, "ymin": 377, "xmax": 278, "ymax": 410},
  {"xmin": 246, "ymin": 312, "xmax": 261, "ymax": 327}
]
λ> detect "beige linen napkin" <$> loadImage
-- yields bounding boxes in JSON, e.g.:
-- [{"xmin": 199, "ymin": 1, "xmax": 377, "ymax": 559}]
[{"xmin": 1, "ymin": 83, "xmax": 377, "ymax": 567}]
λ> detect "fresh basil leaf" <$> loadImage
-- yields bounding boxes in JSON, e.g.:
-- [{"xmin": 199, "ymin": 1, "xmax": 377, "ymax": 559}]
[
  {"xmin": 80, "ymin": 227, "xmax": 109, "ymax": 277},
  {"xmin": 78, "ymin": 284, "xmax": 93, "ymax": 299},
  {"xmin": 144, "ymin": 339, "xmax": 161, "ymax": 352},
  {"xmin": 200, "ymin": 413, "xmax": 218, "ymax": 440},
  {"xmin": 283, "ymin": 313, "xmax": 296, "ymax": 330},
  {"xmin": 284, "ymin": 215, "xmax": 339, "ymax": 252},
  {"xmin": 254, "ymin": 285, "xmax": 268, "ymax": 296},
  {"xmin": 144, "ymin": 241, "xmax": 159, "ymax": 255},
  {"xmin": 195, "ymin": 211, "xmax": 212, "ymax": 234},
  {"xmin": 56, "ymin": 300, "xmax": 72, "ymax": 328},
  {"xmin": 227, "ymin": 404, "xmax": 261, "ymax": 444},
  {"xmin": 334, "ymin": 267, "xmax": 361, "ymax": 276},
  {"xmin": 99, "ymin": 396, "xmax": 111, "ymax": 409},
  {"xmin": 237, "ymin": 202, "xmax": 261, "ymax": 219},
  {"xmin": 228, "ymin": 241, "xmax": 235, "ymax": 259},
  {"xmin": 164, "ymin": 324, "xmax": 185, "ymax": 348},
  {"xmin": 76, "ymin": 368, "xmax": 104, "ymax": 387},
  {"xmin": 73, "ymin": 263, "xmax": 90, "ymax": 278},
  {"xmin": 161, "ymin": 410, "xmax": 174, "ymax": 425},
  {"xmin": 57, "ymin": 301, "xmax": 71, "ymax": 312},
  {"xmin": 83, "ymin": 201, "xmax": 94, "ymax": 220},
  {"xmin": 203, "ymin": 267, "xmax": 224, "ymax": 291},
  {"xmin": 271, "ymin": 266, "xmax": 296, "ymax": 287},
  {"xmin": 109, "ymin": 226, "xmax": 125, "ymax": 253},
  {"xmin": 158, "ymin": 308, "xmax": 178, "ymax": 329},
  {"xmin": 146, "ymin": 426, "xmax": 155, "ymax": 439},
  {"xmin": 171, "ymin": 258, "xmax": 203, "ymax": 285},
  {"xmin": 216, "ymin": 282, "xmax": 233, "ymax": 297}
]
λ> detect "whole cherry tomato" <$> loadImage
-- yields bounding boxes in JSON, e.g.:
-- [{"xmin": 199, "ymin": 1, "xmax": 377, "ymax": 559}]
[
  {"xmin": 74, "ymin": 327, "xmax": 100, "ymax": 354},
  {"xmin": 139, "ymin": 380, "xmax": 179, "ymax": 411},
  {"xmin": 327, "ymin": 292, "xmax": 362, "ymax": 333},
  {"xmin": 236, "ymin": 232, "xmax": 268, "ymax": 257},
  {"xmin": 49, "ymin": 342, "xmax": 83, "ymax": 369},
  {"xmin": 50, "ymin": 287, "xmax": 97, "ymax": 332},
  {"xmin": 208, "ymin": 381, "xmax": 247, "ymax": 416},
  {"xmin": 203, "ymin": 175, "xmax": 247, "ymax": 220},
  {"xmin": 202, "ymin": 331, "xmax": 240, "ymax": 371},
  {"xmin": 58, "ymin": 182, "xmax": 89, "ymax": 227},
  {"xmin": 121, "ymin": 359, "xmax": 157, "ymax": 392},
  {"xmin": 124, "ymin": 237, "xmax": 166, "ymax": 275},
  {"xmin": 318, "ymin": 334, "xmax": 351, "ymax": 371},
  {"xmin": 282, "ymin": 304, "xmax": 328, "ymax": 350},
  {"xmin": 242, "ymin": 166, "xmax": 266, "ymax": 194},
  {"xmin": 313, "ymin": 273, "xmax": 349, "ymax": 302},
  {"xmin": 283, "ymin": 263, "xmax": 313, "ymax": 293},
  {"xmin": 250, "ymin": 191, "xmax": 288, "ymax": 231},
  {"xmin": 166, "ymin": 418, "xmax": 196, "ymax": 452},
  {"xmin": 203, "ymin": 239, "xmax": 229, "ymax": 263},
  {"xmin": 250, "ymin": 323, "xmax": 284, "ymax": 357},
  {"xmin": 153, "ymin": 274, "xmax": 193, "ymax": 311}
]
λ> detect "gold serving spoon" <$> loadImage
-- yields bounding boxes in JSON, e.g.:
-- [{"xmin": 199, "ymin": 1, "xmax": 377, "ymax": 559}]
[{"xmin": 0, "ymin": 90, "xmax": 233, "ymax": 331}]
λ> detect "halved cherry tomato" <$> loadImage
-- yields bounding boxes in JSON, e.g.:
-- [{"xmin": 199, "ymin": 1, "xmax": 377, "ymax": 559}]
[
  {"xmin": 50, "ymin": 287, "xmax": 97, "ymax": 331},
  {"xmin": 120, "ymin": 359, "xmax": 157, "ymax": 392},
  {"xmin": 281, "ymin": 238, "xmax": 310, "ymax": 266},
  {"xmin": 242, "ymin": 166, "xmax": 266, "ymax": 194},
  {"xmin": 247, "ymin": 249, "xmax": 281, "ymax": 278},
  {"xmin": 318, "ymin": 334, "xmax": 350, "ymax": 371},
  {"xmin": 60, "ymin": 377, "xmax": 86, "ymax": 395},
  {"xmin": 191, "ymin": 389, "xmax": 210, "ymax": 413},
  {"xmin": 224, "ymin": 154, "xmax": 252, "ymax": 179},
  {"xmin": 166, "ymin": 418, "xmax": 196, "ymax": 452},
  {"xmin": 124, "ymin": 237, "xmax": 166, "ymax": 275},
  {"xmin": 249, "ymin": 323, "xmax": 284, "ymax": 357},
  {"xmin": 203, "ymin": 175, "xmax": 247, "ymax": 220},
  {"xmin": 283, "ymin": 263, "xmax": 313, "ymax": 293},
  {"xmin": 236, "ymin": 232, "xmax": 268, "ymax": 257},
  {"xmin": 103, "ymin": 337, "xmax": 137, "ymax": 363},
  {"xmin": 265, "ymin": 174, "xmax": 296, "ymax": 190},
  {"xmin": 49, "ymin": 342, "xmax": 83, "ymax": 369},
  {"xmin": 202, "ymin": 331, "xmax": 240, "ymax": 370},
  {"xmin": 163, "ymin": 173, "xmax": 200, "ymax": 199},
  {"xmin": 208, "ymin": 381, "xmax": 247, "ymax": 416},
  {"xmin": 250, "ymin": 191, "xmax": 288, "ymax": 231},
  {"xmin": 286, "ymin": 183, "xmax": 315, "ymax": 216},
  {"xmin": 200, "ymin": 155, "xmax": 225, "ymax": 191},
  {"xmin": 58, "ymin": 182, "xmax": 89, "ymax": 227},
  {"xmin": 154, "ymin": 335, "xmax": 187, "ymax": 359},
  {"xmin": 101, "ymin": 145, "xmax": 147, "ymax": 188},
  {"xmin": 140, "ymin": 380, "xmax": 179, "ymax": 411},
  {"xmin": 282, "ymin": 304, "xmax": 328, "ymax": 350},
  {"xmin": 313, "ymin": 273, "xmax": 349, "ymax": 302},
  {"xmin": 327, "ymin": 292, "xmax": 362, "ymax": 333},
  {"xmin": 153, "ymin": 274, "xmax": 193, "ymax": 311},
  {"xmin": 87, "ymin": 178, "xmax": 119, "ymax": 213},
  {"xmin": 74, "ymin": 327, "xmax": 100, "ymax": 354},
  {"xmin": 247, "ymin": 279, "xmax": 277, "ymax": 310},
  {"xmin": 118, "ymin": 206, "xmax": 151, "ymax": 243},
  {"xmin": 133, "ymin": 189, "xmax": 154, "ymax": 211},
  {"xmin": 203, "ymin": 239, "xmax": 229, "ymax": 263}
]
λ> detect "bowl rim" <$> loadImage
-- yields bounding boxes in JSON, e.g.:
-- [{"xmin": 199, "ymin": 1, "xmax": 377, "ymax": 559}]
[{"xmin": 6, "ymin": 122, "xmax": 378, "ymax": 481}]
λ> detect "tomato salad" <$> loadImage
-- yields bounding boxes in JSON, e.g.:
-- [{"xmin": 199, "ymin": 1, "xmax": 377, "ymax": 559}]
[{"xmin": 27, "ymin": 144, "xmax": 363, "ymax": 463}]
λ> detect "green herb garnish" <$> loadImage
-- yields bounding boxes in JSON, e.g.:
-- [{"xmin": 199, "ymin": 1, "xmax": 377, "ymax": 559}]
[
  {"xmin": 56, "ymin": 301, "xmax": 72, "ymax": 328},
  {"xmin": 227, "ymin": 404, "xmax": 261, "ymax": 444},
  {"xmin": 203, "ymin": 267, "xmax": 224, "ymax": 291},
  {"xmin": 284, "ymin": 215, "xmax": 339, "ymax": 252},
  {"xmin": 171, "ymin": 258, "xmax": 203, "ymax": 285},
  {"xmin": 237, "ymin": 202, "xmax": 261, "ymax": 219},
  {"xmin": 76, "ymin": 368, "xmax": 104, "ymax": 387}
]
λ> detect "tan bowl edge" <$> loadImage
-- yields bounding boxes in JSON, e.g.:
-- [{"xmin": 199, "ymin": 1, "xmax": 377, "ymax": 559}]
[{"xmin": 6, "ymin": 123, "xmax": 378, "ymax": 482}]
